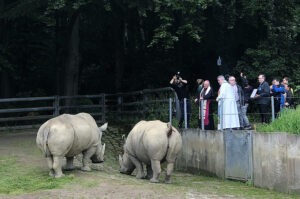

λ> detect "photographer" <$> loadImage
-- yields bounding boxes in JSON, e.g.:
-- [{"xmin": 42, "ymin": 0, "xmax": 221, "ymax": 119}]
[{"xmin": 170, "ymin": 72, "xmax": 191, "ymax": 128}]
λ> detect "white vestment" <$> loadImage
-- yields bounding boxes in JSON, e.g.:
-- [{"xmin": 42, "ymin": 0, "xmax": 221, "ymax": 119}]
[{"xmin": 216, "ymin": 81, "xmax": 240, "ymax": 130}]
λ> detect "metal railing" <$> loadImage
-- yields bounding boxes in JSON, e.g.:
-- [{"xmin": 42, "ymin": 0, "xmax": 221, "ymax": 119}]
[{"xmin": 171, "ymin": 96, "xmax": 300, "ymax": 130}]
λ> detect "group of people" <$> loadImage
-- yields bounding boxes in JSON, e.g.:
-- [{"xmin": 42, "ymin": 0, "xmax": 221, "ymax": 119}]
[{"xmin": 170, "ymin": 72, "xmax": 294, "ymax": 130}]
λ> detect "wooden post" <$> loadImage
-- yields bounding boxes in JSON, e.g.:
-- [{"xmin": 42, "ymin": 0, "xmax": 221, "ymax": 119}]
[
  {"xmin": 53, "ymin": 96, "xmax": 60, "ymax": 117},
  {"xmin": 117, "ymin": 95, "xmax": 123, "ymax": 121},
  {"xmin": 102, "ymin": 94, "xmax": 106, "ymax": 122}
]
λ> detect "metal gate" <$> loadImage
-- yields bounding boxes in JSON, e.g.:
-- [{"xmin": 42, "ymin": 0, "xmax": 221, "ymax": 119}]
[{"xmin": 224, "ymin": 130, "xmax": 253, "ymax": 181}]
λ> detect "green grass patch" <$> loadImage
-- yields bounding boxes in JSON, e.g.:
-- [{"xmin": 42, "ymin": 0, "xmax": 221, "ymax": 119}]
[
  {"xmin": 0, "ymin": 156, "xmax": 74, "ymax": 195},
  {"xmin": 256, "ymin": 106, "xmax": 300, "ymax": 134}
]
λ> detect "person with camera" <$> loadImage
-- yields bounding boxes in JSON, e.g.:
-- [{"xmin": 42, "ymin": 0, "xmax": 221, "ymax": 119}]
[{"xmin": 170, "ymin": 72, "xmax": 191, "ymax": 128}]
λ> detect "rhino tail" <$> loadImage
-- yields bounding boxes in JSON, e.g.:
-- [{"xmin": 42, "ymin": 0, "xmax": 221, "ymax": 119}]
[
  {"xmin": 43, "ymin": 126, "xmax": 51, "ymax": 157},
  {"xmin": 167, "ymin": 122, "xmax": 173, "ymax": 137}
]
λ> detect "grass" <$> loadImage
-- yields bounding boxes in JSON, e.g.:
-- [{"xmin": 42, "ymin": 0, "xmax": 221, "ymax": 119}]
[
  {"xmin": 256, "ymin": 106, "xmax": 300, "ymax": 134},
  {"xmin": 0, "ymin": 156, "xmax": 74, "ymax": 195}
]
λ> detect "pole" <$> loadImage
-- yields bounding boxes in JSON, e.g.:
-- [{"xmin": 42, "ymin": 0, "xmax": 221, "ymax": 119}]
[
  {"xmin": 184, "ymin": 98, "xmax": 187, "ymax": 129},
  {"xmin": 220, "ymin": 98, "xmax": 223, "ymax": 130},
  {"xmin": 201, "ymin": 100, "xmax": 204, "ymax": 130},
  {"xmin": 169, "ymin": 98, "xmax": 172, "ymax": 125},
  {"xmin": 271, "ymin": 96, "xmax": 275, "ymax": 122}
]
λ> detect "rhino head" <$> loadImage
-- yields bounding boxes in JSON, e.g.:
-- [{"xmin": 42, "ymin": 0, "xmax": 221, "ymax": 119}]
[
  {"xmin": 91, "ymin": 123, "xmax": 107, "ymax": 163},
  {"xmin": 119, "ymin": 153, "xmax": 135, "ymax": 175}
]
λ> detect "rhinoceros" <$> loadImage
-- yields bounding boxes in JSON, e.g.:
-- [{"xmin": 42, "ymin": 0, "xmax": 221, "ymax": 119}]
[
  {"xmin": 119, "ymin": 120, "xmax": 182, "ymax": 183},
  {"xmin": 36, "ymin": 113, "xmax": 107, "ymax": 178}
]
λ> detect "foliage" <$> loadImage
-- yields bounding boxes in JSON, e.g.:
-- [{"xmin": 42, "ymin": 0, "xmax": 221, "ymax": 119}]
[
  {"xmin": 256, "ymin": 106, "xmax": 300, "ymax": 134},
  {"xmin": 0, "ymin": 0, "xmax": 300, "ymax": 97}
]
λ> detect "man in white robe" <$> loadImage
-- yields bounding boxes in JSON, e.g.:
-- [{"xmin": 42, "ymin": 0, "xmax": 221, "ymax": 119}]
[{"xmin": 216, "ymin": 75, "xmax": 240, "ymax": 130}]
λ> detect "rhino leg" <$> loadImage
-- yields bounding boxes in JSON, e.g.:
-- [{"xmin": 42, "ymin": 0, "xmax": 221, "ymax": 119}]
[
  {"xmin": 81, "ymin": 147, "xmax": 96, "ymax": 172},
  {"xmin": 53, "ymin": 156, "xmax": 65, "ymax": 178},
  {"xmin": 46, "ymin": 157, "xmax": 55, "ymax": 177},
  {"xmin": 150, "ymin": 159, "xmax": 161, "ymax": 183},
  {"xmin": 146, "ymin": 164, "xmax": 153, "ymax": 180},
  {"xmin": 165, "ymin": 162, "xmax": 174, "ymax": 184},
  {"xmin": 129, "ymin": 155, "xmax": 145, "ymax": 179},
  {"xmin": 65, "ymin": 157, "xmax": 75, "ymax": 171}
]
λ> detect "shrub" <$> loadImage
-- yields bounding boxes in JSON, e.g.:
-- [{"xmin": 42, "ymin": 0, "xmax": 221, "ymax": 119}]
[{"xmin": 256, "ymin": 106, "xmax": 300, "ymax": 134}]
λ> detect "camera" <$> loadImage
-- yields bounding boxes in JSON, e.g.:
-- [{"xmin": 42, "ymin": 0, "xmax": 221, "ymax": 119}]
[{"xmin": 175, "ymin": 72, "xmax": 181, "ymax": 80}]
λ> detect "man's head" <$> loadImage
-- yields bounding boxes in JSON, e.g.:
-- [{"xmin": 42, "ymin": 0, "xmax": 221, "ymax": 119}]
[
  {"xmin": 283, "ymin": 77, "xmax": 289, "ymax": 85},
  {"xmin": 272, "ymin": 78, "xmax": 280, "ymax": 86},
  {"xmin": 217, "ymin": 75, "xmax": 225, "ymax": 85},
  {"xmin": 229, "ymin": 76, "xmax": 236, "ymax": 86},
  {"xmin": 258, "ymin": 74, "xmax": 265, "ymax": 84},
  {"xmin": 203, "ymin": 80, "xmax": 210, "ymax": 88},
  {"xmin": 284, "ymin": 84, "xmax": 290, "ymax": 91}
]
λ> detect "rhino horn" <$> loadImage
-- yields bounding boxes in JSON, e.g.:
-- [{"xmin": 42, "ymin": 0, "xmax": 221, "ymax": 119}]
[
  {"xmin": 119, "ymin": 154, "xmax": 123, "ymax": 166},
  {"xmin": 99, "ymin": 123, "xmax": 108, "ymax": 132},
  {"xmin": 101, "ymin": 143, "xmax": 106, "ymax": 158}
]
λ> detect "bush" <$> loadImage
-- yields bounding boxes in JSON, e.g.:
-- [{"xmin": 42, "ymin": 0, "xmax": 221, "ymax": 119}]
[{"xmin": 256, "ymin": 106, "xmax": 300, "ymax": 134}]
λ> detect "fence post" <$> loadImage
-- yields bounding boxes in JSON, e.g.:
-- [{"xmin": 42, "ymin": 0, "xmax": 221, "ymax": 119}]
[
  {"xmin": 142, "ymin": 91, "xmax": 147, "ymax": 119},
  {"xmin": 201, "ymin": 100, "xmax": 204, "ymax": 131},
  {"xmin": 102, "ymin": 94, "xmax": 106, "ymax": 122},
  {"xmin": 169, "ymin": 98, "xmax": 172, "ymax": 125},
  {"xmin": 184, "ymin": 98, "xmax": 187, "ymax": 129},
  {"xmin": 117, "ymin": 96, "xmax": 123, "ymax": 121},
  {"xmin": 220, "ymin": 98, "xmax": 223, "ymax": 130},
  {"xmin": 53, "ymin": 96, "xmax": 60, "ymax": 117},
  {"xmin": 271, "ymin": 96, "xmax": 275, "ymax": 122}
]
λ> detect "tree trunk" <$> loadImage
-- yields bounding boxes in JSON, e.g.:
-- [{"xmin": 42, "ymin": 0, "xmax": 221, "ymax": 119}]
[
  {"xmin": 64, "ymin": 11, "xmax": 80, "ymax": 97},
  {"xmin": 0, "ymin": 0, "xmax": 11, "ymax": 98}
]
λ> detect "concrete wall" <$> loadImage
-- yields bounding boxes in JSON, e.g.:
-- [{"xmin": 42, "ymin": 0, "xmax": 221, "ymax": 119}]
[
  {"xmin": 176, "ymin": 129, "xmax": 225, "ymax": 178},
  {"xmin": 176, "ymin": 129, "xmax": 300, "ymax": 194},
  {"xmin": 253, "ymin": 132, "xmax": 300, "ymax": 194}
]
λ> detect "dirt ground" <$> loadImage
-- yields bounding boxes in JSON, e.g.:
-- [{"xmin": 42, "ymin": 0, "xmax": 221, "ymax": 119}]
[{"xmin": 0, "ymin": 130, "xmax": 297, "ymax": 199}]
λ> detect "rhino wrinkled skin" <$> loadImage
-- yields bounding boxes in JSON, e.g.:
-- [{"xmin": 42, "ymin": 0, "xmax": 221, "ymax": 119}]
[
  {"xmin": 36, "ymin": 113, "xmax": 107, "ymax": 178},
  {"xmin": 119, "ymin": 120, "xmax": 182, "ymax": 183}
]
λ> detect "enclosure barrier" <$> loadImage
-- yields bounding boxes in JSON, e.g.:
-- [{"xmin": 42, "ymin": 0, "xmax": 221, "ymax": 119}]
[
  {"xmin": 0, "ymin": 87, "xmax": 176, "ymax": 129},
  {"xmin": 175, "ymin": 129, "xmax": 300, "ymax": 194}
]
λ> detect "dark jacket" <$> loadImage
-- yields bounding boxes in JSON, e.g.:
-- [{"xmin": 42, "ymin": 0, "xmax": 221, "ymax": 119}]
[
  {"xmin": 241, "ymin": 76, "xmax": 253, "ymax": 103},
  {"xmin": 237, "ymin": 85, "xmax": 245, "ymax": 106},
  {"xmin": 170, "ymin": 82, "xmax": 189, "ymax": 101},
  {"xmin": 257, "ymin": 81, "xmax": 270, "ymax": 105}
]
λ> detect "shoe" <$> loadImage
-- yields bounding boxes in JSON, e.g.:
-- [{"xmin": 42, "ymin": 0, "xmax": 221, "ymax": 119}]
[{"xmin": 244, "ymin": 125, "xmax": 252, "ymax": 130}]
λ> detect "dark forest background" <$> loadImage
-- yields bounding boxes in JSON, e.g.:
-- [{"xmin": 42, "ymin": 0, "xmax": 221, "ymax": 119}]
[{"xmin": 0, "ymin": 0, "xmax": 300, "ymax": 98}]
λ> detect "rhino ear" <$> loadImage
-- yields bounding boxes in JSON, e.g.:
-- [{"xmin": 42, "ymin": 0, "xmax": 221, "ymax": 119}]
[
  {"xmin": 119, "ymin": 155, "xmax": 123, "ymax": 166},
  {"xmin": 121, "ymin": 134, "xmax": 127, "ymax": 143},
  {"xmin": 99, "ymin": 123, "xmax": 108, "ymax": 132}
]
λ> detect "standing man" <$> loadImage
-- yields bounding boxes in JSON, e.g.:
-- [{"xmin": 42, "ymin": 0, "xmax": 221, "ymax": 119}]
[
  {"xmin": 216, "ymin": 75, "xmax": 240, "ymax": 130},
  {"xmin": 255, "ymin": 74, "xmax": 270, "ymax": 123},
  {"xmin": 170, "ymin": 72, "xmax": 191, "ymax": 128},
  {"xmin": 240, "ymin": 73, "xmax": 253, "ymax": 130},
  {"xmin": 229, "ymin": 76, "xmax": 244, "ymax": 129}
]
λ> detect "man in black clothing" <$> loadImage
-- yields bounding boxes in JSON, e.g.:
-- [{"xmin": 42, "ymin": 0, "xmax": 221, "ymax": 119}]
[
  {"xmin": 255, "ymin": 74, "xmax": 270, "ymax": 123},
  {"xmin": 240, "ymin": 73, "xmax": 253, "ymax": 129},
  {"xmin": 170, "ymin": 73, "xmax": 191, "ymax": 128}
]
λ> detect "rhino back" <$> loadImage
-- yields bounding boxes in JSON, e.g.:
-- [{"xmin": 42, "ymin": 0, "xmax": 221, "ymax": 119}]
[
  {"xmin": 63, "ymin": 114, "xmax": 99, "ymax": 156},
  {"xmin": 46, "ymin": 116, "xmax": 75, "ymax": 156},
  {"xmin": 125, "ymin": 121, "xmax": 170, "ymax": 164}
]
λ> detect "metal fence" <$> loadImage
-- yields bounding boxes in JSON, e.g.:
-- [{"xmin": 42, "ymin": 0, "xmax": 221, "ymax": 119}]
[
  {"xmin": 175, "ymin": 96, "xmax": 300, "ymax": 130},
  {"xmin": 0, "ymin": 87, "xmax": 176, "ymax": 129}
]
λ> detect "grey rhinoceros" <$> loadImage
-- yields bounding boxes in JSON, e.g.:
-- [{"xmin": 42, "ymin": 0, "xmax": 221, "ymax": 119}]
[
  {"xmin": 36, "ymin": 113, "xmax": 107, "ymax": 178},
  {"xmin": 119, "ymin": 120, "xmax": 182, "ymax": 183}
]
